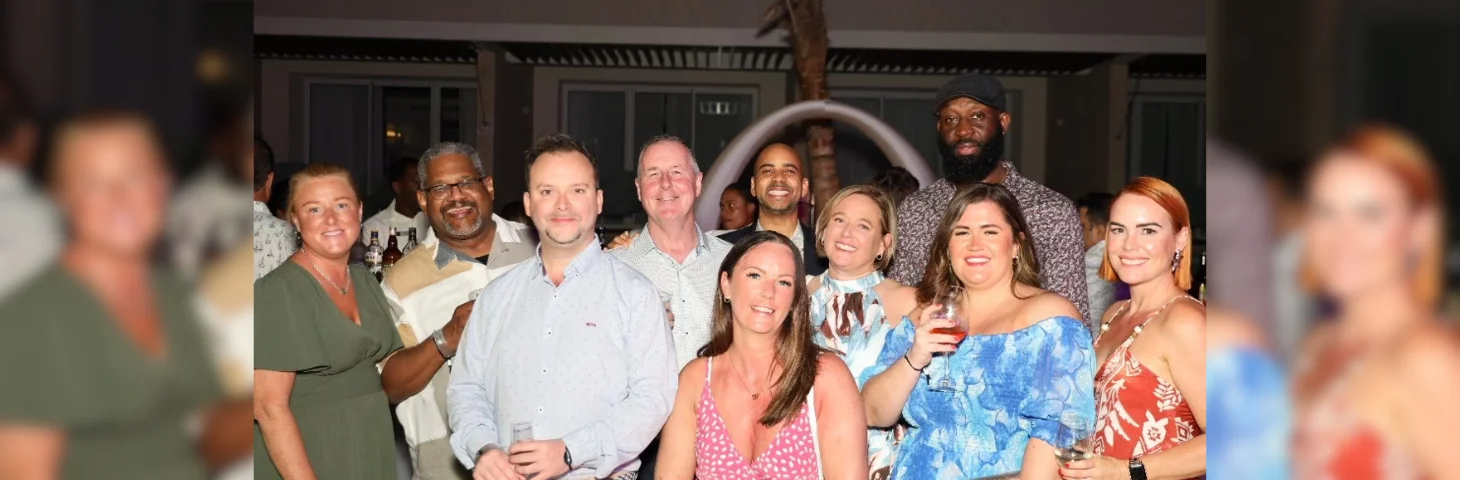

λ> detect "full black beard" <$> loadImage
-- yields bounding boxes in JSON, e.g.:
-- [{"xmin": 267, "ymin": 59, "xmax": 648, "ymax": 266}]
[{"xmin": 939, "ymin": 124, "xmax": 1007, "ymax": 184}]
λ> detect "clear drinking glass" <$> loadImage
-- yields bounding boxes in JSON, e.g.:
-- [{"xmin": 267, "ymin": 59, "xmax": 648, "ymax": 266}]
[
  {"xmin": 1053, "ymin": 411, "xmax": 1096, "ymax": 463},
  {"xmin": 511, "ymin": 422, "xmax": 534, "ymax": 446},
  {"xmin": 927, "ymin": 288, "xmax": 967, "ymax": 392}
]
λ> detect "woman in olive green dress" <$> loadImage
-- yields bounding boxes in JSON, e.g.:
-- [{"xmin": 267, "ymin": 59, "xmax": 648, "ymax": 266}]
[
  {"xmin": 253, "ymin": 163, "xmax": 403, "ymax": 480},
  {"xmin": 0, "ymin": 112, "xmax": 250, "ymax": 479}
]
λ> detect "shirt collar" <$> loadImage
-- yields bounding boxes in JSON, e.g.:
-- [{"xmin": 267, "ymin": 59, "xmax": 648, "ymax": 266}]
[
  {"xmin": 253, "ymin": 200, "xmax": 272, "ymax": 215},
  {"xmin": 431, "ymin": 214, "xmax": 515, "ymax": 270},
  {"xmin": 627, "ymin": 223, "xmax": 714, "ymax": 259},
  {"xmin": 531, "ymin": 237, "xmax": 604, "ymax": 281}
]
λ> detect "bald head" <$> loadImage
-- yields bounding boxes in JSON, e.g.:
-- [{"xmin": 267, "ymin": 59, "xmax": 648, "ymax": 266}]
[{"xmin": 750, "ymin": 143, "xmax": 808, "ymax": 216}]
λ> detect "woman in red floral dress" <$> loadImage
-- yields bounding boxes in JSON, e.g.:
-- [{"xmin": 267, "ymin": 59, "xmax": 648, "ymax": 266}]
[
  {"xmin": 1060, "ymin": 177, "xmax": 1206, "ymax": 480},
  {"xmin": 1289, "ymin": 125, "xmax": 1460, "ymax": 479}
]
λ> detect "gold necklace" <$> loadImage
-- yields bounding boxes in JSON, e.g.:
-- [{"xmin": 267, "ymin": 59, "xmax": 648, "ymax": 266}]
[
  {"xmin": 303, "ymin": 250, "xmax": 351, "ymax": 295},
  {"xmin": 728, "ymin": 356, "xmax": 770, "ymax": 400}
]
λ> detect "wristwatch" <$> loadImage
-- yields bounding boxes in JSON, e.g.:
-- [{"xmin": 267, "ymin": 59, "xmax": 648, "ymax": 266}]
[
  {"xmin": 432, "ymin": 328, "xmax": 455, "ymax": 359},
  {"xmin": 563, "ymin": 446, "xmax": 573, "ymax": 469},
  {"xmin": 1129, "ymin": 457, "xmax": 1147, "ymax": 480}
]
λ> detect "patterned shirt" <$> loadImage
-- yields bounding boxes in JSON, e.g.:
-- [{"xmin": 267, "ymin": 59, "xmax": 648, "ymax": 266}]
[
  {"xmin": 608, "ymin": 226, "xmax": 732, "ymax": 370},
  {"xmin": 447, "ymin": 240, "xmax": 678, "ymax": 478},
  {"xmin": 887, "ymin": 163, "xmax": 1092, "ymax": 324},
  {"xmin": 754, "ymin": 219, "xmax": 805, "ymax": 258},
  {"xmin": 252, "ymin": 201, "xmax": 297, "ymax": 280}
]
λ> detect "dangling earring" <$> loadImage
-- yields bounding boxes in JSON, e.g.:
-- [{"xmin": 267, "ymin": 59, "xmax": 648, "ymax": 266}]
[
  {"xmin": 1012, "ymin": 255, "xmax": 1019, "ymax": 269},
  {"xmin": 1171, "ymin": 249, "xmax": 1183, "ymax": 272}
]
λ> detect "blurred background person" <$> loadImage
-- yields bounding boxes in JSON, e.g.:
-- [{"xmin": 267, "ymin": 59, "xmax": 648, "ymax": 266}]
[
  {"xmin": 364, "ymin": 156, "xmax": 433, "ymax": 249},
  {"xmin": 1076, "ymin": 192, "xmax": 1118, "ymax": 322},
  {"xmin": 167, "ymin": 98, "xmax": 253, "ymax": 279},
  {"xmin": 253, "ymin": 135, "xmax": 296, "ymax": 280},
  {"xmin": 1291, "ymin": 125, "xmax": 1460, "ymax": 479},
  {"xmin": 1203, "ymin": 139, "xmax": 1292, "ymax": 480},
  {"xmin": 498, "ymin": 199, "xmax": 530, "ymax": 226},
  {"xmin": 717, "ymin": 182, "xmax": 757, "ymax": 234},
  {"xmin": 253, "ymin": 163, "xmax": 405, "ymax": 480},
  {"xmin": 808, "ymin": 184, "xmax": 916, "ymax": 479},
  {"xmin": 0, "ymin": 68, "xmax": 59, "ymax": 300},
  {"xmin": 1266, "ymin": 160, "xmax": 1316, "ymax": 363},
  {"xmin": 868, "ymin": 166, "xmax": 920, "ymax": 209},
  {"xmin": 862, "ymin": 183, "xmax": 1094, "ymax": 479},
  {"xmin": 1062, "ymin": 177, "xmax": 1206, "ymax": 480},
  {"xmin": 655, "ymin": 231, "xmax": 869, "ymax": 480},
  {"xmin": 0, "ymin": 111, "xmax": 251, "ymax": 479}
]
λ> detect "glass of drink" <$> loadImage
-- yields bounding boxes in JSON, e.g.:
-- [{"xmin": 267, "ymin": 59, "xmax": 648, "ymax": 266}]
[
  {"xmin": 928, "ymin": 288, "xmax": 967, "ymax": 392},
  {"xmin": 511, "ymin": 422, "xmax": 534, "ymax": 446},
  {"xmin": 1053, "ymin": 411, "xmax": 1096, "ymax": 463}
]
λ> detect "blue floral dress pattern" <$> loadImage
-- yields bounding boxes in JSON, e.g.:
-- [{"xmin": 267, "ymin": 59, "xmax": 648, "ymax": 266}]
[
  {"xmin": 810, "ymin": 271, "xmax": 902, "ymax": 479},
  {"xmin": 1208, "ymin": 346, "xmax": 1291, "ymax": 480},
  {"xmin": 863, "ymin": 315, "xmax": 1096, "ymax": 480}
]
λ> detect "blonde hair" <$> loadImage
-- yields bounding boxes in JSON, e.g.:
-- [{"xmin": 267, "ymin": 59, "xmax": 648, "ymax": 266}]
[
  {"xmin": 1299, "ymin": 124, "xmax": 1446, "ymax": 306},
  {"xmin": 1099, "ymin": 176, "xmax": 1194, "ymax": 290},
  {"xmin": 48, "ymin": 110, "xmax": 164, "ymax": 184},
  {"xmin": 814, "ymin": 184, "xmax": 899, "ymax": 270},
  {"xmin": 285, "ymin": 163, "xmax": 359, "ymax": 222}
]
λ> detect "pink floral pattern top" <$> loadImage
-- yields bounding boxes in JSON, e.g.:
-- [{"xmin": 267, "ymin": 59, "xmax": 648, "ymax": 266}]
[{"xmin": 694, "ymin": 357, "xmax": 821, "ymax": 480}]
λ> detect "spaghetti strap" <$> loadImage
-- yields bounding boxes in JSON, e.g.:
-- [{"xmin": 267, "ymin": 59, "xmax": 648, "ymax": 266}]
[
  {"xmin": 706, "ymin": 356, "xmax": 714, "ymax": 382},
  {"xmin": 1096, "ymin": 295, "xmax": 1197, "ymax": 347}
]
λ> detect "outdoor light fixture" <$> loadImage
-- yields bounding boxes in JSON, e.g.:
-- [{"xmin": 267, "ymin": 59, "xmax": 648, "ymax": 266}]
[{"xmin": 698, "ymin": 101, "xmax": 740, "ymax": 116}]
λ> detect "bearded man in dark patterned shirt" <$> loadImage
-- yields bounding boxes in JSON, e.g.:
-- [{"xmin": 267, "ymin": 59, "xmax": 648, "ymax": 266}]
[{"xmin": 888, "ymin": 73, "xmax": 1091, "ymax": 325}]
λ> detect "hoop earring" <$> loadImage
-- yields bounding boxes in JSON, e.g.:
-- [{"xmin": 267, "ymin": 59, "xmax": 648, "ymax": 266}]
[
  {"xmin": 723, "ymin": 296, "xmax": 730, "ymax": 304},
  {"xmin": 875, "ymin": 253, "xmax": 883, "ymax": 263}
]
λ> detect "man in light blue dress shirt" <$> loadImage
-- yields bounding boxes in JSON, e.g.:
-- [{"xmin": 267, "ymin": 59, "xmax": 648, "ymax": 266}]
[{"xmin": 448, "ymin": 134, "xmax": 677, "ymax": 480}]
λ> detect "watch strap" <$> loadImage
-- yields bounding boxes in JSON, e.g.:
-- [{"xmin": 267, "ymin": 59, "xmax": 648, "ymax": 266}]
[
  {"xmin": 432, "ymin": 329, "xmax": 454, "ymax": 359},
  {"xmin": 1129, "ymin": 457, "xmax": 1147, "ymax": 480},
  {"xmin": 563, "ymin": 445, "xmax": 573, "ymax": 468}
]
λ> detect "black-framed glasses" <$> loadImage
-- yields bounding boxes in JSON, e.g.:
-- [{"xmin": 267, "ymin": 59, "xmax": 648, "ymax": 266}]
[{"xmin": 425, "ymin": 176, "xmax": 486, "ymax": 198}]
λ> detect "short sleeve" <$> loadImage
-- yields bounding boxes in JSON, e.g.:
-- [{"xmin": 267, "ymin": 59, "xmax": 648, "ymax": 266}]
[
  {"xmin": 0, "ymin": 278, "xmax": 109, "ymax": 426},
  {"xmin": 860, "ymin": 316, "xmax": 917, "ymax": 386},
  {"xmin": 1017, "ymin": 317, "xmax": 1096, "ymax": 448},
  {"xmin": 253, "ymin": 267, "xmax": 330, "ymax": 373}
]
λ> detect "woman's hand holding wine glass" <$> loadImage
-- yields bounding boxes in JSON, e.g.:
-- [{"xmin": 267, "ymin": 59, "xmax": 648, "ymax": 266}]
[{"xmin": 907, "ymin": 301, "xmax": 962, "ymax": 371}]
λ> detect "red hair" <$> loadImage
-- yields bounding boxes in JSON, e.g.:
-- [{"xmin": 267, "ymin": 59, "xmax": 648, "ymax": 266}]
[
  {"xmin": 1298, "ymin": 123, "xmax": 1446, "ymax": 305},
  {"xmin": 1099, "ymin": 176, "xmax": 1193, "ymax": 290}
]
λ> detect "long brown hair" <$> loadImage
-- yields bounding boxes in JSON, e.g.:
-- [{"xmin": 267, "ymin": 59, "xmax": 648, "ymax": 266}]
[
  {"xmin": 1098, "ymin": 176, "xmax": 1194, "ymax": 289},
  {"xmin": 698, "ymin": 230, "xmax": 824, "ymax": 426},
  {"xmin": 915, "ymin": 183, "xmax": 1041, "ymax": 305}
]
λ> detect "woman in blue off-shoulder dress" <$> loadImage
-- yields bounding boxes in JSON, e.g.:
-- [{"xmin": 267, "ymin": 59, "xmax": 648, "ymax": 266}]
[{"xmin": 861, "ymin": 183, "xmax": 1096, "ymax": 480}]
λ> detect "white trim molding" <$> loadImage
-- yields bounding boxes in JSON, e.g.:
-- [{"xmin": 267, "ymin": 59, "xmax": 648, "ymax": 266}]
[{"xmin": 254, "ymin": 16, "xmax": 1207, "ymax": 54}]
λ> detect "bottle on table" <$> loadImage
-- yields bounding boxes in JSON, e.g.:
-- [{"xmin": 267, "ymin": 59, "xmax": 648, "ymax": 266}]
[
  {"xmin": 1196, "ymin": 251, "xmax": 1207, "ymax": 302},
  {"xmin": 382, "ymin": 227, "xmax": 404, "ymax": 279},
  {"xmin": 404, "ymin": 227, "xmax": 419, "ymax": 255},
  {"xmin": 365, "ymin": 231, "xmax": 384, "ymax": 281}
]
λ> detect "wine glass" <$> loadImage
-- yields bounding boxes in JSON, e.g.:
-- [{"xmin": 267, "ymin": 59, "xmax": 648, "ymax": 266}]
[
  {"xmin": 1053, "ymin": 411, "xmax": 1096, "ymax": 463},
  {"xmin": 928, "ymin": 288, "xmax": 967, "ymax": 392}
]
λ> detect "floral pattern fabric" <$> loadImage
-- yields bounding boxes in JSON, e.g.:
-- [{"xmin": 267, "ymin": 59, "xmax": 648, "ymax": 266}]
[
  {"xmin": 864, "ymin": 316, "xmax": 1095, "ymax": 480},
  {"xmin": 809, "ymin": 271, "xmax": 902, "ymax": 480}
]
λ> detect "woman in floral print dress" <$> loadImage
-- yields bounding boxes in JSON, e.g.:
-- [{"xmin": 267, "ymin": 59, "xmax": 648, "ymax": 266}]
[
  {"xmin": 808, "ymin": 185, "xmax": 918, "ymax": 479},
  {"xmin": 1060, "ymin": 177, "xmax": 1206, "ymax": 480}
]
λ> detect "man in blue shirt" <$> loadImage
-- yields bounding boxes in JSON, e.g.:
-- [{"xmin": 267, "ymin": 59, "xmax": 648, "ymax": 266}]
[{"xmin": 448, "ymin": 134, "xmax": 677, "ymax": 480}]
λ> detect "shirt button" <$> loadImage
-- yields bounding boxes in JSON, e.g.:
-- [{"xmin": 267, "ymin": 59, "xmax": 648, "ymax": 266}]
[
  {"xmin": 542, "ymin": 368, "xmax": 548, "ymax": 373},
  {"xmin": 537, "ymin": 407, "xmax": 544, "ymax": 413}
]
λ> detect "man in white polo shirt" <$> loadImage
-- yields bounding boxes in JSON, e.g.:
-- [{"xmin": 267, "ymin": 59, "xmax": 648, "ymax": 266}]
[{"xmin": 379, "ymin": 142, "xmax": 536, "ymax": 480}]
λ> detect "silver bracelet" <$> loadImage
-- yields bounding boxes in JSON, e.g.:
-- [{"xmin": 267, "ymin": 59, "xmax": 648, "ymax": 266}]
[{"xmin": 432, "ymin": 329, "xmax": 455, "ymax": 359}]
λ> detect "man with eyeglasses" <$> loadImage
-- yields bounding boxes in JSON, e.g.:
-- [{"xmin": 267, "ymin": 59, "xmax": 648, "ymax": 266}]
[{"xmin": 378, "ymin": 142, "xmax": 537, "ymax": 480}]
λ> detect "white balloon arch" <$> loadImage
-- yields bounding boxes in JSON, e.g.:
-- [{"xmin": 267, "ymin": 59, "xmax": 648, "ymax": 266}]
[{"xmin": 695, "ymin": 100, "xmax": 938, "ymax": 230}]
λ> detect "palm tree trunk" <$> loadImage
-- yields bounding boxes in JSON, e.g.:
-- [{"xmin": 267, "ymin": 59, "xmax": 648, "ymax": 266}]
[{"xmin": 765, "ymin": 0, "xmax": 839, "ymax": 211}]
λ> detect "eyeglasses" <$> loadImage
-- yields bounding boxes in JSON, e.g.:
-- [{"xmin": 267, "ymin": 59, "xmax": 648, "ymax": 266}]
[{"xmin": 425, "ymin": 176, "xmax": 486, "ymax": 198}]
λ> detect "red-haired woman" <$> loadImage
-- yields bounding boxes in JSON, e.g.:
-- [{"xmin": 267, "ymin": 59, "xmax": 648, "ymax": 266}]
[
  {"xmin": 1289, "ymin": 125, "xmax": 1460, "ymax": 479},
  {"xmin": 1061, "ymin": 176, "xmax": 1206, "ymax": 480}
]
